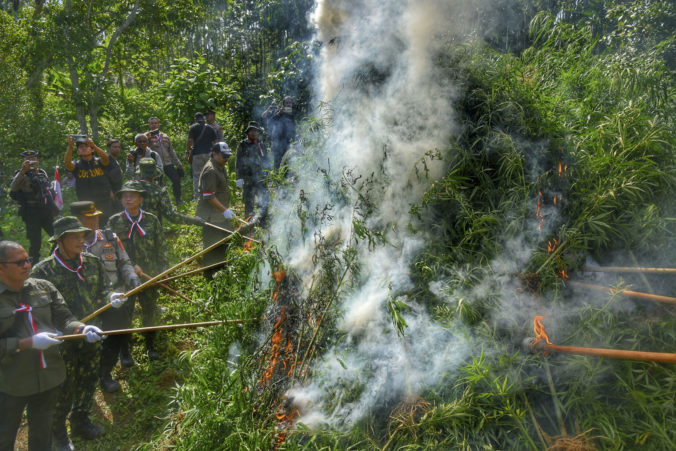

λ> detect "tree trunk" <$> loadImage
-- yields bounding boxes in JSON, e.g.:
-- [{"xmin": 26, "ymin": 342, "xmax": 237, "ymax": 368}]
[{"xmin": 89, "ymin": 104, "xmax": 99, "ymax": 141}]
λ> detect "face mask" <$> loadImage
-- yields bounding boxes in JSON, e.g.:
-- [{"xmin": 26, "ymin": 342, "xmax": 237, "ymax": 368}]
[{"xmin": 283, "ymin": 107, "xmax": 292, "ymax": 114}]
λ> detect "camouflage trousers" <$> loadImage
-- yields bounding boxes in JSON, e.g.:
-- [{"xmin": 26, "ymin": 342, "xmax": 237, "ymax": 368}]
[{"xmin": 52, "ymin": 340, "xmax": 100, "ymax": 431}]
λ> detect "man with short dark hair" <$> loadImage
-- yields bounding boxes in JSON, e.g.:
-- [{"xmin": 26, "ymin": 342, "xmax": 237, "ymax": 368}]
[
  {"xmin": 64, "ymin": 134, "xmax": 113, "ymax": 225},
  {"xmin": 205, "ymin": 110, "xmax": 224, "ymax": 142},
  {"xmin": 105, "ymin": 138, "xmax": 124, "ymax": 214},
  {"xmin": 185, "ymin": 112, "xmax": 218, "ymax": 199},
  {"xmin": 9, "ymin": 150, "xmax": 57, "ymax": 262},
  {"xmin": 0, "ymin": 241, "xmax": 88, "ymax": 451},
  {"xmin": 146, "ymin": 117, "xmax": 184, "ymax": 204}
]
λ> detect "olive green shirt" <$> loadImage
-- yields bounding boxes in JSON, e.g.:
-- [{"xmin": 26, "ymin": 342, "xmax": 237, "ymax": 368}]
[
  {"xmin": 0, "ymin": 278, "xmax": 82, "ymax": 396},
  {"xmin": 196, "ymin": 157, "xmax": 231, "ymax": 223}
]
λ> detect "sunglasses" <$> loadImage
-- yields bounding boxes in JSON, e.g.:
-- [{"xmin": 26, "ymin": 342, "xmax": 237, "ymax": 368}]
[{"xmin": 0, "ymin": 257, "xmax": 33, "ymax": 266}]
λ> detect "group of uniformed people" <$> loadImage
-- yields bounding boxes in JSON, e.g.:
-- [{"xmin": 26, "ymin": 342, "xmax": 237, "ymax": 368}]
[{"xmin": 1, "ymin": 106, "xmax": 296, "ymax": 450}]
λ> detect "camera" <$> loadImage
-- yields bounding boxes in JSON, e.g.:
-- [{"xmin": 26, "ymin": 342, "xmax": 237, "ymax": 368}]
[
  {"xmin": 29, "ymin": 161, "xmax": 38, "ymax": 169},
  {"xmin": 72, "ymin": 134, "xmax": 88, "ymax": 143}
]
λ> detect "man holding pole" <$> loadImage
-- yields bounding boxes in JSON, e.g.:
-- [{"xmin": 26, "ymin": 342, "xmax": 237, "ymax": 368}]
[
  {"xmin": 106, "ymin": 182, "xmax": 166, "ymax": 360},
  {"xmin": 197, "ymin": 142, "xmax": 235, "ymax": 280},
  {"xmin": 134, "ymin": 158, "xmax": 205, "ymax": 227},
  {"xmin": 0, "ymin": 240, "xmax": 94, "ymax": 451},
  {"xmin": 31, "ymin": 218, "xmax": 110, "ymax": 448},
  {"xmin": 70, "ymin": 200, "xmax": 141, "ymax": 392}
]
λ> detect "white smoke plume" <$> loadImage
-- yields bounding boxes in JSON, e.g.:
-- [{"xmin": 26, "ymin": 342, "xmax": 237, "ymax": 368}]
[{"xmin": 268, "ymin": 0, "xmax": 476, "ymax": 429}]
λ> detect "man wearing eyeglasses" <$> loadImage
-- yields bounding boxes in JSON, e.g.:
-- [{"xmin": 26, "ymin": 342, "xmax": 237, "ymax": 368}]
[{"xmin": 0, "ymin": 241, "xmax": 97, "ymax": 451}]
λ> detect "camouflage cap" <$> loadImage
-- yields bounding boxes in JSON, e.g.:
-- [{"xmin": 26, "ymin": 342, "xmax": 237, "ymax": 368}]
[
  {"xmin": 70, "ymin": 200, "xmax": 102, "ymax": 217},
  {"xmin": 49, "ymin": 216, "xmax": 92, "ymax": 242},
  {"xmin": 138, "ymin": 157, "xmax": 158, "ymax": 178},
  {"xmin": 116, "ymin": 180, "xmax": 147, "ymax": 198}
]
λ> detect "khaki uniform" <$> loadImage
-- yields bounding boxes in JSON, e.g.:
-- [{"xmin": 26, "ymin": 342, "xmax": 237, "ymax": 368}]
[
  {"xmin": 197, "ymin": 157, "xmax": 232, "ymax": 268},
  {"xmin": 0, "ymin": 278, "xmax": 82, "ymax": 451}
]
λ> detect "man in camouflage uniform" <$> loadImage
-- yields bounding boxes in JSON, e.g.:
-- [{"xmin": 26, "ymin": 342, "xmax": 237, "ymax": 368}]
[
  {"xmin": 106, "ymin": 182, "xmax": 166, "ymax": 360},
  {"xmin": 197, "ymin": 142, "xmax": 236, "ymax": 279},
  {"xmin": 9, "ymin": 150, "xmax": 57, "ymax": 262},
  {"xmin": 31, "ymin": 217, "xmax": 113, "ymax": 448},
  {"xmin": 0, "ymin": 240, "xmax": 97, "ymax": 451},
  {"xmin": 236, "ymin": 121, "xmax": 271, "ymax": 225},
  {"xmin": 134, "ymin": 157, "xmax": 205, "ymax": 227},
  {"xmin": 71, "ymin": 201, "xmax": 140, "ymax": 393}
]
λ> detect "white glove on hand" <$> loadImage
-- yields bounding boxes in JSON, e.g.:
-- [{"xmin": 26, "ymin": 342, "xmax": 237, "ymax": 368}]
[
  {"xmin": 236, "ymin": 179, "xmax": 244, "ymax": 189},
  {"xmin": 223, "ymin": 209, "xmax": 236, "ymax": 219},
  {"xmin": 82, "ymin": 325, "xmax": 103, "ymax": 343},
  {"xmin": 32, "ymin": 332, "xmax": 61, "ymax": 350},
  {"xmin": 109, "ymin": 292, "xmax": 128, "ymax": 309}
]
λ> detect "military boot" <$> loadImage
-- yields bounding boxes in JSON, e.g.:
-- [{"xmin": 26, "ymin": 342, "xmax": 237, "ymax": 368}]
[
  {"xmin": 69, "ymin": 416, "xmax": 105, "ymax": 440},
  {"xmin": 52, "ymin": 425, "xmax": 75, "ymax": 451},
  {"xmin": 100, "ymin": 374, "xmax": 121, "ymax": 393},
  {"xmin": 120, "ymin": 336, "xmax": 135, "ymax": 368},
  {"xmin": 144, "ymin": 332, "xmax": 160, "ymax": 361}
]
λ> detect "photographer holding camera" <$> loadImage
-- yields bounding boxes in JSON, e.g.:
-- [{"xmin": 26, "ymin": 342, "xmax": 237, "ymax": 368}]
[
  {"xmin": 126, "ymin": 133, "xmax": 163, "ymax": 179},
  {"xmin": 9, "ymin": 150, "xmax": 57, "ymax": 262},
  {"xmin": 64, "ymin": 134, "xmax": 114, "ymax": 225}
]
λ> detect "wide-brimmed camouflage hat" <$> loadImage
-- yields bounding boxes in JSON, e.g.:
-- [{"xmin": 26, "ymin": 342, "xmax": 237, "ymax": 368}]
[
  {"xmin": 116, "ymin": 181, "xmax": 147, "ymax": 198},
  {"xmin": 70, "ymin": 200, "xmax": 102, "ymax": 217},
  {"xmin": 49, "ymin": 216, "xmax": 91, "ymax": 242}
]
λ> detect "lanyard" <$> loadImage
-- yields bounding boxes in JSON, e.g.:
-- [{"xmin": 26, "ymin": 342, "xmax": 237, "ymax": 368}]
[
  {"xmin": 53, "ymin": 251, "xmax": 85, "ymax": 282},
  {"xmin": 14, "ymin": 303, "xmax": 47, "ymax": 369},
  {"xmin": 84, "ymin": 231, "xmax": 100, "ymax": 254},
  {"xmin": 124, "ymin": 209, "xmax": 146, "ymax": 238}
]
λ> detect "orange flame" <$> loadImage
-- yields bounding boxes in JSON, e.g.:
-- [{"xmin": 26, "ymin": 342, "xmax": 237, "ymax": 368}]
[
  {"xmin": 558, "ymin": 162, "xmax": 562, "ymax": 176},
  {"xmin": 533, "ymin": 315, "xmax": 552, "ymax": 345}
]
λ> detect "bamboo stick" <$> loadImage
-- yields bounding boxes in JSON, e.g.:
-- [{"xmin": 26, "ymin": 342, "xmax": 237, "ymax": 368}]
[
  {"xmin": 542, "ymin": 343, "xmax": 676, "ymax": 364},
  {"xmin": 140, "ymin": 272, "xmax": 193, "ymax": 303},
  {"xmin": 566, "ymin": 280, "xmax": 676, "ymax": 304},
  {"xmin": 154, "ymin": 259, "xmax": 230, "ymax": 284},
  {"xmin": 204, "ymin": 222, "xmax": 259, "ymax": 242},
  {"xmin": 80, "ymin": 230, "xmax": 242, "ymax": 323},
  {"xmin": 56, "ymin": 318, "xmax": 260, "ymax": 341},
  {"xmin": 582, "ymin": 266, "xmax": 676, "ymax": 274}
]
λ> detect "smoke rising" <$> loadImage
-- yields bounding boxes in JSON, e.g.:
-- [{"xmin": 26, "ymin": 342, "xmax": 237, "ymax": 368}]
[{"xmin": 266, "ymin": 0, "xmax": 475, "ymax": 428}]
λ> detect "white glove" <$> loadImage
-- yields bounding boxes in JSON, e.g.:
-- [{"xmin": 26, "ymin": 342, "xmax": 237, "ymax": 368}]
[
  {"xmin": 32, "ymin": 332, "xmax": 61, "ymax": 350},
  {"xmin": 236, "ymin": 179, "xmax": 244, "ymax": 189},
  {"xmin": 223, "ymin": 209, "xmax": 236, "ymax": 219},
  {"xmin": 82, "ymin": 325, "xmax": 103, "ymax": 343},
  {"xmin": 109, "ymin": 292, "xmax": 128, "ymax": 309}
]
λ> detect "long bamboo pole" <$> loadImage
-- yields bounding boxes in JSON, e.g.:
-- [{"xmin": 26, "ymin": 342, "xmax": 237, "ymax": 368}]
[
  {"xmin": 204, "ymin": 222, "xmax": 258, "ymax": 242},
  {"xmin": 56, "ymin": 318, "xmax": 260, "ymax": 341},
  {"xmin": 582, "ymin": 266, "xmax": 676, "ymax": 274},
  {"xmin": 154, "ymin": 259, "xmax": 230, "ymax": 284},
  {"xmin": 541, "ymin": 342, "xmax": 676, "ymax": 364},
  {"xmin": 140, "ymin": 272, "xmax": 193, "ymax": 303},
  {"xmin": 566, "ymin": 280, "xmax": 676, "ymax": 304},
  {"xmin": 80, "ymin": 230, "xmax": 242, "ymax": 323}
]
